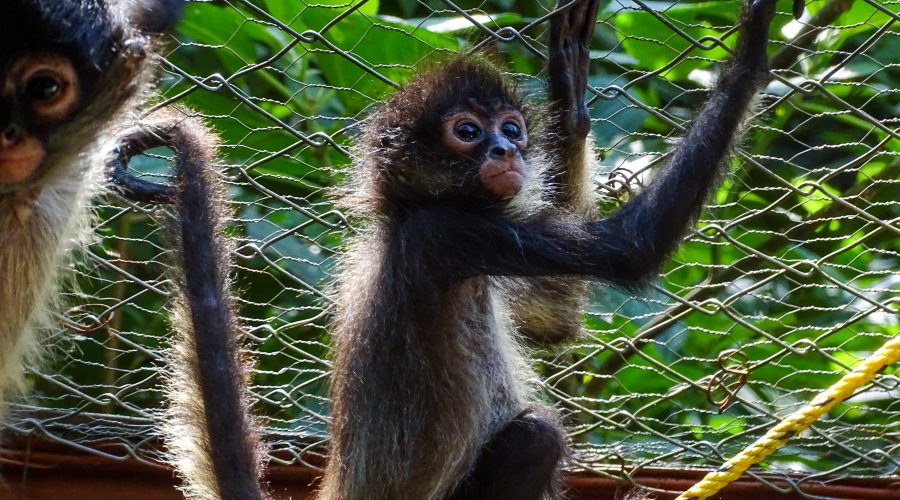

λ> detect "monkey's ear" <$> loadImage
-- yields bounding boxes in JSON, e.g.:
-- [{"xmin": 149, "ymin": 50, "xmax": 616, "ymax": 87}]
[{"xmin": 127, "ymin": 0, "xmax": 186, "ymax": 34}]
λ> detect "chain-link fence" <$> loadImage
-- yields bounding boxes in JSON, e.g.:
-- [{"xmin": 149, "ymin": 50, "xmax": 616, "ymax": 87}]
[{"xmin": 5, "ymin": 0, "xmax": 898, "ymax": 497}]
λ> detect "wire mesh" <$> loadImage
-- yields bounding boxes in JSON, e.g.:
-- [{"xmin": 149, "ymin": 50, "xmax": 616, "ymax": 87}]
[{"xmin": 5, "ymin": 0, "xmax": 898, "ymax": 497}]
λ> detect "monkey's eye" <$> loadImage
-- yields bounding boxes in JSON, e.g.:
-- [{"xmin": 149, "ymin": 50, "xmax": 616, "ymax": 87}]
[
  {"xmin": 501, "ymin": 121, "xmax": 522, "ymax": 140},
  {"xmin": 13, "ymin": 56, "xmax": 79, "ymax": 121},
  {"xmin": 455, "ymin": 122, "xmax": 482, "ymax": 142},
  {"xmin": 23, "ymin": 74, "xmax": 64, "ymax": 103}
]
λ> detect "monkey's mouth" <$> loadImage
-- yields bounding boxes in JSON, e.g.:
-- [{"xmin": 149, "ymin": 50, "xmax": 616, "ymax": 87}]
[
  {"xmin": 479, "ymin": 160, "xmax": 525, "ymax": 199},
  {"xmin": 0, "ymin": 155, "xmax": 43, "ymax": 185}
]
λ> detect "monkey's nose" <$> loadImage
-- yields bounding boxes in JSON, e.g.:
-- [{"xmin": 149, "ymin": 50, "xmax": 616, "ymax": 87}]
[
  {"xmin": 1, "ymin": 124, "xmax": 22, "ymax": 148},
  {"xmin": 489, "ymin": 144, "xmax": 515, "ymax": 159}
]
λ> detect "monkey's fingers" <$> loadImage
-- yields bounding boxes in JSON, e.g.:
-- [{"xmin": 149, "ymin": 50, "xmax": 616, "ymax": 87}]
[
  {"xmin": 745, "ymin": 0, "xmax": 778, "ymax": 28},
  {"xmin": 551, "ymin": 0, "xmax": 600, "ymax": 44},
  {"xmin": 731, "ymin": 0, "xmax": 782, "ymax": 74},
  {"xmin": 793, "ymin": 0, "xmax": 804, "ymax": 19},
  {"xmin": 579, "ymin": 0, "xmax": 601, "ymax": 43},
  {"xmin": 550, "ymin": 0, "xmax": 572, "ymax": 44},
  {"xmin": 548, "ymin": 0, "xmax": 600, "ymax": 138}
]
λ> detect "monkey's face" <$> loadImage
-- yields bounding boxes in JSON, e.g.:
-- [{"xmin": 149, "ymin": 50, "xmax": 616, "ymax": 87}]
[
  {"xmin": 0, "ymin": 54, "xmax": 83, "ymax": 185},
  {"xmin": 441, "ymin": 106, "xmax": 528, "ymax": 199},
  {"xmin": 358, "ymin": 57, "xmax": 536, "ymax": 209},
  {"xmin": 0, "ymin": 0, "xmax": 184, "ymax": 191}
]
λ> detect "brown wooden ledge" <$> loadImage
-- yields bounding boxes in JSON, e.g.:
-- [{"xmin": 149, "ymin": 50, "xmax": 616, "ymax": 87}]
[{"xmin": 0, "ymin": 437, "xmax": 896, "ymax": 499}]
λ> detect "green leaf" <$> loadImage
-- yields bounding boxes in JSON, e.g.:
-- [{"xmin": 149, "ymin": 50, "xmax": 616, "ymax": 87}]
[
  {"xmin": 614, "ymin": 1, "xmax": 740, "ymax": 80},
  {"xmin": 298, "ymin": 10, "xmax": 459, "ymax": 112}
]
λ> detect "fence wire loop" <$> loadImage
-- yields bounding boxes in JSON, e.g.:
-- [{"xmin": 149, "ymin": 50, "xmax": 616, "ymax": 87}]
[{"xmin": 706, "ymin": 349, "xmax": 751, "ymax": 413}]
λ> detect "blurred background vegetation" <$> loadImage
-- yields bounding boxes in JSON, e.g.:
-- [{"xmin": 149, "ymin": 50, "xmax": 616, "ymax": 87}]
[{"xmin": 10, "ymin": 0, "xmax": 897, "ymax": 489}]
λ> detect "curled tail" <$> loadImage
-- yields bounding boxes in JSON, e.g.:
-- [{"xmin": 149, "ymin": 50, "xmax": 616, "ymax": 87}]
[{"xmin": 110, "ymin": 113, "xmax": 267, "ymax": 499}]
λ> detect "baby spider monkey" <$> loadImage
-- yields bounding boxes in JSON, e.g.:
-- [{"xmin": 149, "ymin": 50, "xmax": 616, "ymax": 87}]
[{"xmin": 318, "ymin": 0, "xmax": 794, "ymax": 499}]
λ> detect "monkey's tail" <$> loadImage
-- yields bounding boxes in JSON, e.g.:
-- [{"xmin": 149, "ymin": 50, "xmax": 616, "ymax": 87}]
[{"xmin": 109, "ymin": 113, "xmax": 268, "ymax": 500}]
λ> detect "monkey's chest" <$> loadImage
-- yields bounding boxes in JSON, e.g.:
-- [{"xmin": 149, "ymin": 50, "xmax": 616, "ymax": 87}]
[
  {"xmin": 438, "ymin": 280, "xmax": 505, "ymax": 345},
  {"xmin": 434, "ymin": 279, "xmax": 528, "ymax": 417}
]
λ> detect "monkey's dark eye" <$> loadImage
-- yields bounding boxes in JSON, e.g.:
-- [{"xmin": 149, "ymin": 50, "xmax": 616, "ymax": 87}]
[
  {"xmin": 501, "ymin": 121, "xmax": 522, "ymax": 140},
  {"xmin": 455, "ymin": 122, "xmax": 482, "ymax": 142},
  {"xmin": 23, "ymin": 75, "xmax": 63, "ymax": 102}
]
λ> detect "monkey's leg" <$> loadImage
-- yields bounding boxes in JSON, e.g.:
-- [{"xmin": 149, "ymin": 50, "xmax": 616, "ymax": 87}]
[
  {"xmin": 510, "ymin": 0, "xmax": 601, "ymax": 346},
  {"xmin": 448, "ymin": 411, "xmax": 566, "ymax": 500}
]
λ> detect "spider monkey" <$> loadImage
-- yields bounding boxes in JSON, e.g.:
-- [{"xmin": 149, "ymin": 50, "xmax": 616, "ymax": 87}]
[
  {"xmin": 0, "ymin": 0, "xmax": 183, "ymax": 421},
  {"xmin": 319, "ymin": 0, "xmax": 790, "ymax": 498},
  {"xmin": 2, "ymin": 2, "xmax": 266, "ymax": 499}
]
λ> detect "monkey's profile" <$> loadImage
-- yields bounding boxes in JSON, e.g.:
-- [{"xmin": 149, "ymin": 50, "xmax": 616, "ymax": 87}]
[
  {"xmin": 320, "ymin": 0, "xmax": 786, "ymax": 498},
  {"xmin": 0, "ymin": 0, "xmax": 184, "ymax": 421}
]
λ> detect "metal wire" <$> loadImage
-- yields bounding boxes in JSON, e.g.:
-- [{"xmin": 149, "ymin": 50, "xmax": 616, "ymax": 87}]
[{"xmin": 6, "ymin": 1, "xmax": 897, "ymax": 497}]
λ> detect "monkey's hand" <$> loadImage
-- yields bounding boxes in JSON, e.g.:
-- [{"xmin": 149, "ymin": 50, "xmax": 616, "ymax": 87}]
[
  {"xmin": 735, "ymin": 0, "xmax": 800, "ymax": 73},
  {"xmin": 548, "ymin": 0, "xmax": 600, "ymax": 141}
]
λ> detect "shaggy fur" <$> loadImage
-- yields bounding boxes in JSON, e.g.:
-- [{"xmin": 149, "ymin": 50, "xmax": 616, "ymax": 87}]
[
  {"xmin": 0, "ymin": 0, "xmax": 182, "ymax": 422},
  {"xmin": 129, "ymin": 113, "xmax": 269, "ymax": 500},
  {"xmin": 320, "ymin": 58, "xmax": 568, "ymax": 500},
  {"xmin": 321, "ymin": 58, "xmax": 607, "ymax": 499},
  {"xmin": 318, "ymin": 0, "xmax": 780, "ymax": 496}
]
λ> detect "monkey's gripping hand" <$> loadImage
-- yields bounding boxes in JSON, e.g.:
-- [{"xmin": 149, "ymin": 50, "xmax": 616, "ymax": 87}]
[
  {"xmin": 543, "ymin": 0, "xmax": 602, "ymax": 209},
  {"xmin": 736, "ymin": 0, "xmax": 803, "ymax": 74},
  {"xmin": 736, "ymin": 0, "xmax": 779, "ymax": 73},
  {"xmin": 548, "ymin": 0, "xmax": 600, "ymax": 141}
]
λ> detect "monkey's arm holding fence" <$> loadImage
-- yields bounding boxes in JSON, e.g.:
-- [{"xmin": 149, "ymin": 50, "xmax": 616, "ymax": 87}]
[
  {"xmin": 578, "ymin": 0, "xmax": 779, "ymax": 281},
  {"xmin": 416, "ymin": 0, "xmax": 779, "ymax": 286},
  {"xmin": 506, "ymin": 0, "xmax": 600, "ymax": 345}
]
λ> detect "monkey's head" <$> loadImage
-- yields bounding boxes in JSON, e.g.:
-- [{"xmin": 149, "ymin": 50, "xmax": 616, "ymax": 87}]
[
  {"xmin": 356, "ymin": 57, "xmax": 539, "ymax": 211},
  {"xmin": 0, "ymin": 0, "xmax": 184, "ymax": 191}
]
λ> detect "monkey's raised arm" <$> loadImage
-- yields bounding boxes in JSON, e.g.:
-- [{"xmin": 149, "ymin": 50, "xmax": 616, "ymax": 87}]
[
  {"xmin": 505, "ymin": 0, "xmax": 601, "ymax": 345},
  {"xmin": 545, "ymin": 0, "xmax": 601, "ymax": 210},
  {"xmin": 587, "ymin": 0, "xmax": 779, "ymax": 278}
]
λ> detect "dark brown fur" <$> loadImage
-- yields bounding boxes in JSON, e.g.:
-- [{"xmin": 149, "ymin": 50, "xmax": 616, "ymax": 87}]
[
  {"xmin": 127, "ymin": 113, "xmax": 269, "ymax": 500},
  {"xmin": 318, "ymin": 0, "xmax": 783, "ymax": 498},
  {"xmin": 0, "ymin": 0, "xmax": 183, "ymax": 421},
  {"xmin": 109, "ymin": 110, "xmax": 269, "ymax": 500},
  {"xmin": 321, "ymin": 3, "xmax": 599, "ymax": 499}
]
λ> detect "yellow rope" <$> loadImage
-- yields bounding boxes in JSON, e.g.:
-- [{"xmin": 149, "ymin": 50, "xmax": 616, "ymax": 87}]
[{"xmin": 676, "ymin": 334, "xmax": 900, "ymax": 500}]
